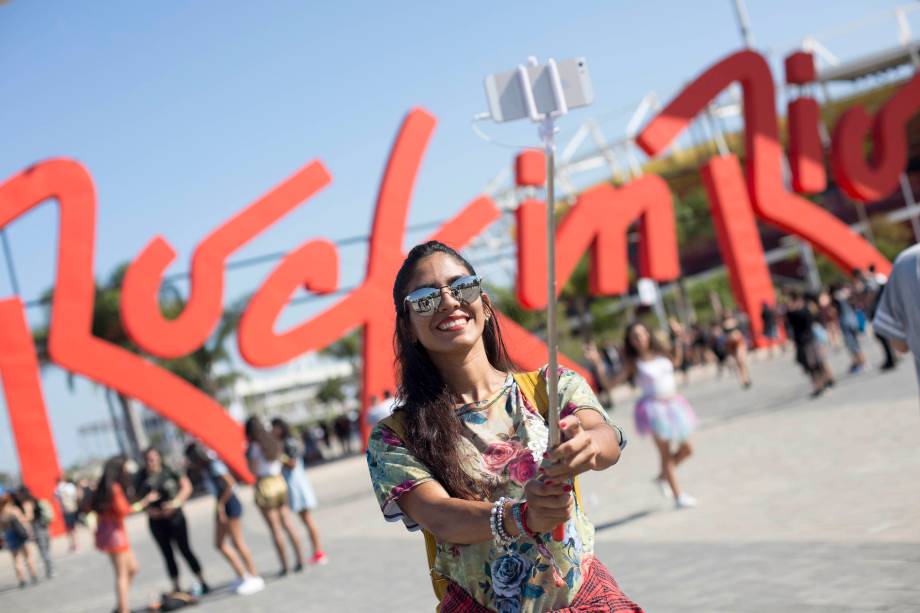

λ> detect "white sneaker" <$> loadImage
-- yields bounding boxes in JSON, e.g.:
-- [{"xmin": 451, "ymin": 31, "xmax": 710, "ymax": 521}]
[
  {"xmin": 675, "ymin": 493, "xmax": 697, "ymax": 509},
  {"xmin": 655, "ymin": 477, "xmax": 674, "ymax": 500},
  {"xmin": 236, "ymin": 576, "xmax": 265, "ymax": 596}
]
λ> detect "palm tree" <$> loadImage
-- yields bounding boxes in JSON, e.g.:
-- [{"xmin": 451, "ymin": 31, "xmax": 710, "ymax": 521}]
[
  {"xmin": 158, "ymin": 295, "xmax": 247, "ymax": 403},
  {"xmin": 32, "ymin": 263, "xmax": 245, "ymax": 459}
]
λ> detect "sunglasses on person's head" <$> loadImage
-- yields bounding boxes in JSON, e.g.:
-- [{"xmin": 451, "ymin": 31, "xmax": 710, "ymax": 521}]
[{"xmin": 404, "ymin": 275, "xmax": 483, "ymax": 316}]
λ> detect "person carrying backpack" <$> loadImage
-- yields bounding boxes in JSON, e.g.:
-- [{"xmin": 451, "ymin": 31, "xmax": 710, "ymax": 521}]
[{"xmin": 366, "ymin": 242, "xmax": 642, "ymax": 612}]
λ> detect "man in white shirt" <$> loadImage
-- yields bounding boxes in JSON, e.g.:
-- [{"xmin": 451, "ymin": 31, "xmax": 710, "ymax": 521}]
[
  {"xmin": 366, "ymin": 391, "xmax": 396, "ymax": 428},
  {"xmin": 55, "ymin": 477, "xmax": 80, "ymax": 551}
]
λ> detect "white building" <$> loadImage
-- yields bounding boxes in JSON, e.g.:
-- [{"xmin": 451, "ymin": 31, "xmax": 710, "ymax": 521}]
[{"xmin": 232, "ymin": 353, "xmax": 357, "ymax": 425}]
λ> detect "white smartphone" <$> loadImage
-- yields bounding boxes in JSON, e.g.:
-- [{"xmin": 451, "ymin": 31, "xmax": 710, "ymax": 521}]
[{"xmin": 484, "ymin": 58, "xmax": 594, "ymax": 123}]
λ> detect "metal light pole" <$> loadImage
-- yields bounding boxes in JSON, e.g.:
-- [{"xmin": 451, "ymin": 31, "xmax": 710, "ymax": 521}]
[{"xmin": 732, "ymin": 0, "xmax": 755, "ymax": 48}]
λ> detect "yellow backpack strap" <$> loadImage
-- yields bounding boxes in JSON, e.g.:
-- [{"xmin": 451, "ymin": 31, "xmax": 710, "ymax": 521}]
[
  {"xmin": 512, "ymin": 370, "xmax": 548, "ymax": 415},
  {"xmin": 423, "ymin": 530, "xmax": 449, "ymax": 607},
  {"xmin": 378, "ymin": 413, "xmax": 449, "ymax": 609},
  {"xmin": 512, "ymin": 370, "xmax": 584, "ymax": 510}
]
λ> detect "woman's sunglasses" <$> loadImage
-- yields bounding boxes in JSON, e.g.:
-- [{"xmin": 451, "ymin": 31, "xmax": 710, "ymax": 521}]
[{"xmin": 404, "ymin": 275, "xmax": 482, "ymax": 316}]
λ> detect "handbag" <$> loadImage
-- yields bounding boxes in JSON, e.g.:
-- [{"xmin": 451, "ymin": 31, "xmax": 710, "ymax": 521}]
[{"xmin": 254, "ymin": 474, "xmax": 287, "ymax": 507}]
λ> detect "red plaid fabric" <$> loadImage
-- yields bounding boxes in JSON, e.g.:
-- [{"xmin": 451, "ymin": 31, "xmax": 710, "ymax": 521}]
[{"xmin": 440, "ymin": 558, "xmax": 644, "ymax": 613}]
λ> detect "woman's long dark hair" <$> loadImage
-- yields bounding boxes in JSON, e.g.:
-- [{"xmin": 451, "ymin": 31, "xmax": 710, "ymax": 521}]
[
  {"xmin": 270, "ymin": 417, "xmax": 293, "ymax": 440},
  {"xmin": 623, "ymin": 321, "xmax": 669, "ymax": 364},
  {"xmin": 245, "ymin": 417, "xmax": 281, "ymax": 461},
  {"xmin": 184, "ymin": 442, "xmax": 209, "ymax": 469},
  {"xmin": 91, "ymin": 456, "xmax": 130, "ymax": 513},
  {"xmin": 392, "ymin": 241, "xmax": 516, "ymax": 501}
]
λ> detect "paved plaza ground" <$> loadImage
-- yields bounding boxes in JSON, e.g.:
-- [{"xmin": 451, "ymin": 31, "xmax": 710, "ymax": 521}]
[{"xmin": 2, "ymin": 342, "xmax": 919, "ymax": 612}]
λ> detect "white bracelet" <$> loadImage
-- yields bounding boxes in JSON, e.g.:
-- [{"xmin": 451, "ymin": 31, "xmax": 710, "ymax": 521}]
[{"xmin": 492, "ymin": 497, "xmax": 515, "ymax": 546}]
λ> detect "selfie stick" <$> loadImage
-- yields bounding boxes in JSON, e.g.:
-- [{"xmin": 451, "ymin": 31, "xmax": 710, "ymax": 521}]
[
  {"xmin": 515, "ymin": 58, "xmax": 565, "ymax": 449},
  {"xmin": 517, "ymin": 57, "xmax": 568, "ymax": 541}
]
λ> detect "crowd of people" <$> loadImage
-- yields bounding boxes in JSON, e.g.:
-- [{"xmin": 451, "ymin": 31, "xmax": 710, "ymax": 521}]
[
  {"xmin": 570, "ymin": 266, "xmax": 900, "ymax": 517},
  {"xmin": 585, "ymin": 266, "xmax": 898, "ymax": 404},
  {"xmin": 2, "ymin": 238, "xmax": 914, "ymax": 612},
  {"xmin": 1, "ymin": 416, "xmax": 329, "ymax": 613}
]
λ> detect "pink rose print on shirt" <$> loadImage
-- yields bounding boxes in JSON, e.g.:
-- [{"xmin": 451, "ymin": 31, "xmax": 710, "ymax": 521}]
[
  {"xmin": 390, "ymin": 479, "xmax": 417, "ymax": 499},
  {"xmin": 507, "ymin": 450, "xmax": 538, "ymax": 485},
  {"xmin": 482, "ymin": 440, "xmax": 521, "ymax": 474}
]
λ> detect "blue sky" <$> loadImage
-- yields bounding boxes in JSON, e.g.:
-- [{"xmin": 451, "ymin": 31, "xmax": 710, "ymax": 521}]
[{"xmin": 0, "ymin": 0, "xmax": 911, "ymax": 473}]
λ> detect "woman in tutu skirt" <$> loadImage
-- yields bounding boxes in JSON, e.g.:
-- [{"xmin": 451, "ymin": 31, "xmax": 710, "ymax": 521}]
[{"xmin": 588, "ymin": 322, "xmax": 698, "ymax": 508}]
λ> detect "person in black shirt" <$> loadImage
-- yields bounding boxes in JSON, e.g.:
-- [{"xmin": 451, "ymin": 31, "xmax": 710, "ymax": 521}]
[
  {"xmin": 784, "ymin": 291, "xmax": 833, "ymax": 397},
  {"xmin": 135, "ymin": 447, "xmax": 209, "ymax": 594}
]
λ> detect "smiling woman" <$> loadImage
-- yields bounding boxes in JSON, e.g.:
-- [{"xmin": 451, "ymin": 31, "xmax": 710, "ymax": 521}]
[{"xmin": 365, "ymin": 241, "xmax": 642, "ymax": 612}]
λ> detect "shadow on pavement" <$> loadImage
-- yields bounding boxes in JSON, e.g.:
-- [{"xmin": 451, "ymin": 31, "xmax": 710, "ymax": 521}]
[{"xmin": 593, "ymin": 509, "xmax": 658, "ymax": 532}]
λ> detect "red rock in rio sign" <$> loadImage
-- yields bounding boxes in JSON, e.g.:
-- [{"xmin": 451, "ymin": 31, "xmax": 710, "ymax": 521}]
[{"xmin": 1, "ymin": 50, "xmax": 913, "ymax": 531}]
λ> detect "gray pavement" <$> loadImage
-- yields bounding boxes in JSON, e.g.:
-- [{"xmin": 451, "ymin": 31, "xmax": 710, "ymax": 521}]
[{"xmin": 2, "ymin": 341, "xmax": 918, "ymax": 612}]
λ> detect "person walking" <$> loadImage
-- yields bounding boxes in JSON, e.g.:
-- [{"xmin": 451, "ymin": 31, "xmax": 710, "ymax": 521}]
[
  {"xmin": 588, "ymin": 322, "xmax": 698, "ymax": 508},
  {"xmin": 184, "ymin": 443, "xmax": 264, "ymax": 596},
  {"xmin": 760, "ymin": 301, "xmax": 781, "ymax": 355},
  {"xmin": 55, "ymin": 476, "xmax": 81, "ymax": 552},
  {"xmin": 135, "ymin": 447, "xmax": 210, "ymax": 594},
  {"xmin": 0, "ymin": 486, "xmax": 38, "ymax": 588},
  {"xmin": 15, "ymin": 487, "xmax": 54, "ymax": 579},
  {"xmin": 245, "ymin": 417, "xmax": 305, "ymax": 576},
  {"xmin": 271, "ymin": 418, "xmax": 328, "ymax": 566},
  {"xmin": 785, "ymin": 291, "xmax": 834, "ymax": 397},
  {"xmin": 722, "ymin": 313, "xmax": 752, "ymax": 389},
  {"xmin": 831, "ymin": 283, "xmax": 866, "ymax": 373},
  {"xmin": 367, "ymin": 241, "xmax": 641, "ymax": 612}
]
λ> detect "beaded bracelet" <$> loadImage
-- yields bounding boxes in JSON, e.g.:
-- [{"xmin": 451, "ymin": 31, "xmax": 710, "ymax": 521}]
[
  {"xmin": 489, "ymin": 499, "xmax": 501, "ymax": 545},
  {"xmin": 490, "ymin": 497, "xmax": 517, "ymax": 547}
]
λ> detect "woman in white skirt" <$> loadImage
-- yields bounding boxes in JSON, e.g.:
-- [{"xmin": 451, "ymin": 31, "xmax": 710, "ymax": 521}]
[
  {"xmin": 271, "ymin": 418, "xmax": 328, "ymax": 565},
  {"xmin": 587, "ymin": 322, "xmax": 698, "ymax": 508}
]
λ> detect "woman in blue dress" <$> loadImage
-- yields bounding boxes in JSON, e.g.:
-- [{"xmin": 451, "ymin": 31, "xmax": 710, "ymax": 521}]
[{"xmin": 271, "ymin": 418, "xmax": 328, "ymax": 565}]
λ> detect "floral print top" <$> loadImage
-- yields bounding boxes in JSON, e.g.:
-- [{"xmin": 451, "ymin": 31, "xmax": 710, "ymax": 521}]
[{"xmin": 366, "ymin": 367, "xmax": 624, "ymax": 613}]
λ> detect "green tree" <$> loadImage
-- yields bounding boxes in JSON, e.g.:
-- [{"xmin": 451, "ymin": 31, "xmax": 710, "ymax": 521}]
[
  {"xmin": 869, "ymin": 215, "xmax": 913, "ymax": 261},
  {"xmin": 320, "ymin": 329, "xmax": 361, "ymax": 372},
  {"xmin": 315, "ymin": 377, "xmax": 346, "ymax": 405},
  {"xmin": 483, "ymin": 282, "xmax": 543, "ymax": 331},
  {"xmin": 32, "ymin": 263, "xmax": 245, "ymax": 458},
  {"xmin": 674, "ymin": 187, "xmax": 715, "ymax": 248}
]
